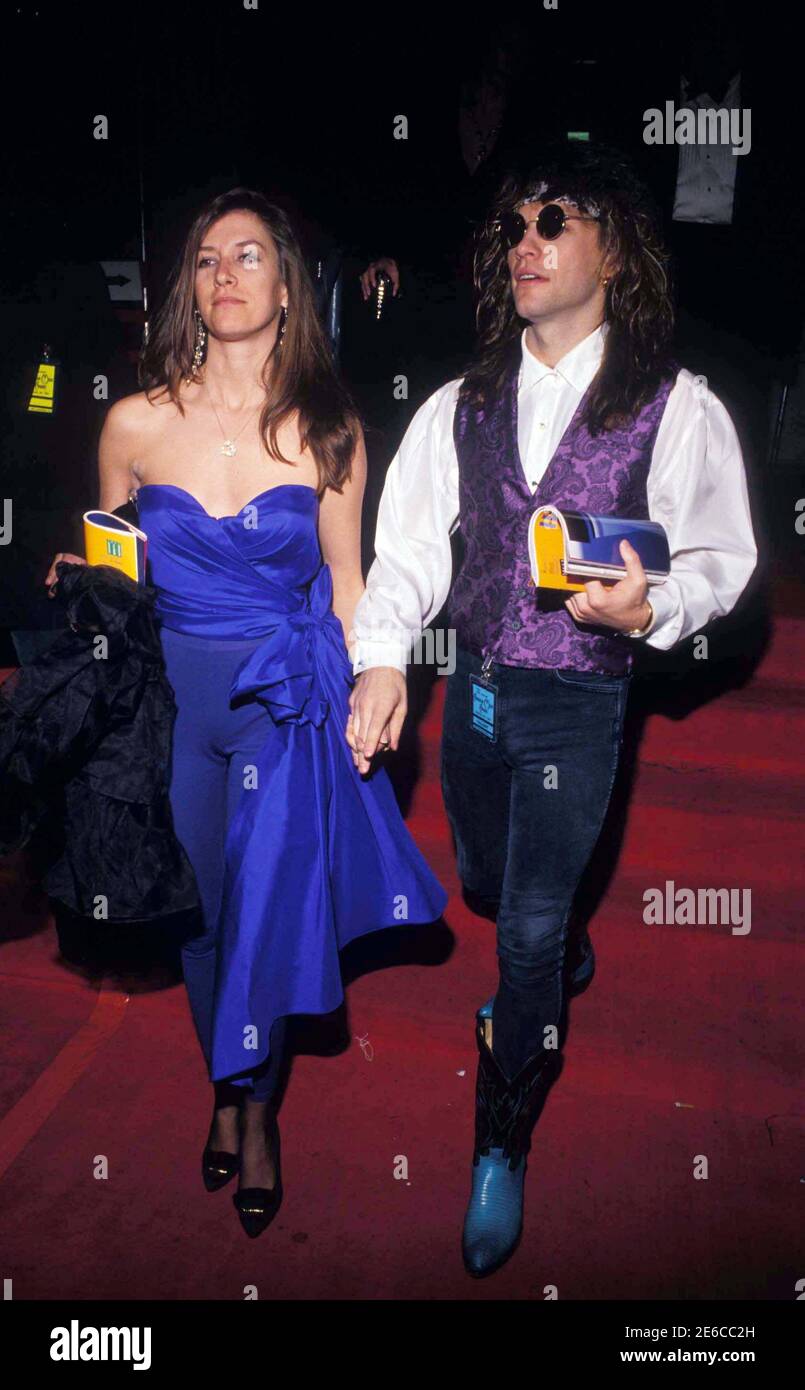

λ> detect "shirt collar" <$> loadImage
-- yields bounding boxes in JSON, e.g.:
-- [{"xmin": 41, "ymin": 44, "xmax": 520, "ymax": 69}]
[
  {"xmin": 520, "ymin": 321, "xmax": 608, "ymax": 394},
  {"xmin": 681, "ymin": 70, "xmax": 741, "ymax": 107}
]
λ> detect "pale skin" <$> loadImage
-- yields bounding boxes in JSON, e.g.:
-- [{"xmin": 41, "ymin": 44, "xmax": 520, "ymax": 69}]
[
  {"xmin": 346, "ymin": 198, "xmax": 652, "ymax": 772},
  {"xmin": 45, "ymin": 208, "xmax": 381, "ymax": 1187},
  {"xmin": 359, "ymin": 257, "xmax": 400, "ymax": 301}
]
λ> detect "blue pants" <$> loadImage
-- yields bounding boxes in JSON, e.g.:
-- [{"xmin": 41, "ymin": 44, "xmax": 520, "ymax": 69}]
[
  {"xmin": 160, "ymin": 627, "xmax": 287, "ymax": 1103},
  {"xmin": 441, "ymin": 646, "xmax": 629, "ymax": 1080}
]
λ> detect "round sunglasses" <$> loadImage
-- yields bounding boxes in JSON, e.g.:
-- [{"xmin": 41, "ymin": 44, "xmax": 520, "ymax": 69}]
[{"xmin": 497, "ymin": 202, "xmax": 600, "ymax": 249}]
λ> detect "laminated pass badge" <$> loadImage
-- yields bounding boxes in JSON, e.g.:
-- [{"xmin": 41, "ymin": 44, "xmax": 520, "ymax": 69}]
[
  {"xmin": 27, "ymin": 346, "xmax": 59, "ymax": 415},
  {"xmin": 469, "ymin": 651, "xmax": 499, "ymax": 741}
]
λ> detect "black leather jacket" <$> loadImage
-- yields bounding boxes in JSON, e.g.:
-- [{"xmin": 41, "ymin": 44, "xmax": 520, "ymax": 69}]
[{"xmin": 0, "ymin": 561, "xmax": 199, "ymax": 921}]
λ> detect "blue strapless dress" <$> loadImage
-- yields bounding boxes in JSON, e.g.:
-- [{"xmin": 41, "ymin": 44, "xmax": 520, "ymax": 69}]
[{"xmin": 136, "ymin": 482, "xmax": 448, "ymax": 1084}]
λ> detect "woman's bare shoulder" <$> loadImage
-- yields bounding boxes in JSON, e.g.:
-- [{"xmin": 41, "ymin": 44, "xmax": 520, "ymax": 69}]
[{"xmin": 104, "ymin": 387, "xmax": 177, "ymax": 435}]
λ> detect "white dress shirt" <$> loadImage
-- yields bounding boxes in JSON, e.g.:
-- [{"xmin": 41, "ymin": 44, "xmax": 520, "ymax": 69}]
[
  {"xmin": 350, "ymin": 323, "xmax": 757, "ymax": 674},
  {"xmin": 672, "ymin": 71, "xmax": 741, "ymax": 226}
]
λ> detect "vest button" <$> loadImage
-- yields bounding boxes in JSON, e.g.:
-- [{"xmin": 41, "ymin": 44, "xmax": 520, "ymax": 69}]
[{"xmin": 510, "ymin": 618, "xmax": 522, "ymax": 631}]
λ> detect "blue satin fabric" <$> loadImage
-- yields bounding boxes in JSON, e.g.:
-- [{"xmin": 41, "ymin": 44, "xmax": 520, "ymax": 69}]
[{"xmin": 137, "ymin": 483, "xmax": 448, "ymax": 1086}]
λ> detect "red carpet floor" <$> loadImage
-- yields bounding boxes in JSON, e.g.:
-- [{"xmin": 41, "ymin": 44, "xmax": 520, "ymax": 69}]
[{"xmin": 0, "ymin": 608, "xmax": 802, "ymax": 1301}]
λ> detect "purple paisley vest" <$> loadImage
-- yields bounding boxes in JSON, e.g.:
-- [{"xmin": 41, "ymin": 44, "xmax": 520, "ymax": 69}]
[{"xmin": 447, "ymin": 358, "xmax": 676, "ymax": 674}]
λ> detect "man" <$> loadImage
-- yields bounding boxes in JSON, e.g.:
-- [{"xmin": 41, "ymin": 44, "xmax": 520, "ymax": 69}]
[{"xmin": 345, "ymin": 141, "xmax": 756, "ymax": 1278}]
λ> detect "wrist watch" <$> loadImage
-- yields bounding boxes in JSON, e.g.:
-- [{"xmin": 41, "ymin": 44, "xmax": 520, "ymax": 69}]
[{"xmin": 625, "ymin": 600, "xmax": 655, "ymax": 638}]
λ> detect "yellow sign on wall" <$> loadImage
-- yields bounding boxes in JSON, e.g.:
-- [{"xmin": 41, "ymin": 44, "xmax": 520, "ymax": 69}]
[{"xmin": 27, "ymin": 361, "xmax": 57, "ymax": 414}]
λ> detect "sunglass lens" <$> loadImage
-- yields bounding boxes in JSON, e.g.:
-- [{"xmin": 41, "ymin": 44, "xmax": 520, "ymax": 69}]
[
  {"xmin": 499, "ymin": 211, "xmax": 526, "ymax": 249},
  {"xmin": 536, "ymin": 204, "xmax": 566, "ymax": 239}
]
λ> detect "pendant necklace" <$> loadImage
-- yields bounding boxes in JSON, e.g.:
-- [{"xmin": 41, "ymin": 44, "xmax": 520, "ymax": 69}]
[{"xmin": 206, "ymin": 387, "xmax": 262, "ymax": 458}]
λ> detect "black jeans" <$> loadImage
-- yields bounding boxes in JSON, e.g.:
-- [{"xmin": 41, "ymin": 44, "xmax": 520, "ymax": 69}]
[{"xmin": 441, "ymin": 646, "xmax": 630, "ymax": 1081}]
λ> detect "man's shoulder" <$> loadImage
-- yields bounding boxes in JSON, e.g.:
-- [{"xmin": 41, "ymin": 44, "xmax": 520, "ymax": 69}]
[
  {"xmin": 401, "ymin": 377, "xmax": 465, "ymax": 441},
  {"xmin": 656, "ymin": 366, "xmax": 742, "ymax": 463},
  {"xmin": 668, "ymin": 365, "xmax": 729, "ymax": 415},
  {"xmin": 418, "ymin": 376, "xmax": 465, "ymax": 417}
]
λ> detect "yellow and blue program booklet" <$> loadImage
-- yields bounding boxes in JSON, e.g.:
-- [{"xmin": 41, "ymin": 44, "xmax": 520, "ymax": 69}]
[
  {"xmin": 527, "ymin": 506, "xmax": 671, "ymax": 593},
  {"xmin": 83, "ymin": 511, "xmax": 148, "ymax": 583}
]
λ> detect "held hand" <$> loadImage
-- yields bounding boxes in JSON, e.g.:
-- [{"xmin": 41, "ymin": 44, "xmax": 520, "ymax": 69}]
[
  {"xmin": 564, "ymin": 539, "xmax": 651, "ymax": 633},
  {"xmin": 346, "ymin": 666, "xmax": 407, "ymax": 774},
  {"xmin": 359, "ymin": 258, "xmax": 401, "ymax": 301},
  {"xmin": 44, "ymin": 552, "xmax": 87, "ymax": 595}
]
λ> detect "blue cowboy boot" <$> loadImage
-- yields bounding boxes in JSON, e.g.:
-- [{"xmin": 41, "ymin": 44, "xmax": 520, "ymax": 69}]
[{"xmin": 462, "ymin": 1002, "xmax": 561, "ymax": 1278}]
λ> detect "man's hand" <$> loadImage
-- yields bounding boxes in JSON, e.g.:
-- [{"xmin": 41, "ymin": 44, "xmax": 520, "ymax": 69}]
[
  {"xmin": 44, "ymin": 553, "xmax": 87, "ymax": 595},
  {"xmin": 359, "ymin": 258, "xmax": 400, "ymax": 301},
  {"xmin": 564, "ymin": 539, "xmax": 651, "ymax": 633},
  {"xmin": 346, "ymin": 666, "xmax": 407, "ymax": 774}
]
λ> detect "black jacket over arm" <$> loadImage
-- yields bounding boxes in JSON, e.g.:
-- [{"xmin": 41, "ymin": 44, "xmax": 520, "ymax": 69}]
[{"xmin": 0, "ymin": 562, "xmax": 200, "ymax": 922}]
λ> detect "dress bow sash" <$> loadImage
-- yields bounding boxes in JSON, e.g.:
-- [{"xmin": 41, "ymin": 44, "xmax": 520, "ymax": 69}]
[{"xmin": 228, "ymin": 564, "xmax": 352, "ymax": 726}]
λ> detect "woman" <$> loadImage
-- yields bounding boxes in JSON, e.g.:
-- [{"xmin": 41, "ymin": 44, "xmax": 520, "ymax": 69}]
[{"xmin": 46, "ymin": 188, "xmax": 447, "ymax": 1237}]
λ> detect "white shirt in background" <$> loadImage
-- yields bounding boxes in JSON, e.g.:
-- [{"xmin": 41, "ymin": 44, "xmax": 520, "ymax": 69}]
[{"xmin": 672, "ymin": 71, "xmax": 741, "ymax": 225}]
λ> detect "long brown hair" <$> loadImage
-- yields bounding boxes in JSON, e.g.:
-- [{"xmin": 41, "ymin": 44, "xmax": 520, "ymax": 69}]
[
  {"xmin": 139, "ymin": 188, "xmax": 359, "ymax": 494},
  {"xmin": 461, "ymin": 142, "xmax": 676, "ymax": 434}
]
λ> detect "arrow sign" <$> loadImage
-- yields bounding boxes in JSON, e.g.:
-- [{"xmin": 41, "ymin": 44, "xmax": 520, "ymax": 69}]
[{"xmin": 100, "ymin": 260, "xmax": 143, "ymax": 303}]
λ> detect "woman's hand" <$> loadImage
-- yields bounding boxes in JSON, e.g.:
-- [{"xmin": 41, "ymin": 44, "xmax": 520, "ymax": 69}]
[
  {"xmin": 44, "ymin": 553, "xmax": 87, "ymax": 595},
  {"xmin": 359, "ymin": 258, "xmax": 400, "ymax": 301},
  {"xmin": 346, "ymin": 667, "xmax": 407, "ymax": 774}
]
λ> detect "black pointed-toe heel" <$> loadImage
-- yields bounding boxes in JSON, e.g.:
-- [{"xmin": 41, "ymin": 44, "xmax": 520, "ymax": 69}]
[
  {"xmin": 232, "ymin": 1113, "xmax": 283, "ymax": 1238},
  {"xmin": 202, "ymin": 1147, "xmax": 241, "ymax": 1193}
]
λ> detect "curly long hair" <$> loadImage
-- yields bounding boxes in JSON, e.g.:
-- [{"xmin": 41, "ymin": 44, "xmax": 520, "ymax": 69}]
[
  {"xmin": 461, "ymin": 142, "xmax": 675, "ymax": 434},
  {"xmin": 139, "ymin": 188, "xmax": 359, "ymax": 494}
]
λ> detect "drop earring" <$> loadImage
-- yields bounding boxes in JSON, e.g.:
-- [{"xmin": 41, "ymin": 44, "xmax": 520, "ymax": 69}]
[
  {"xmin": 188, "ymin": 308, "xmax": 207, "ymax": 382},
  {"xmin": 277, "ymin": 305, "xmax": 288, "ymax": 349}
]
